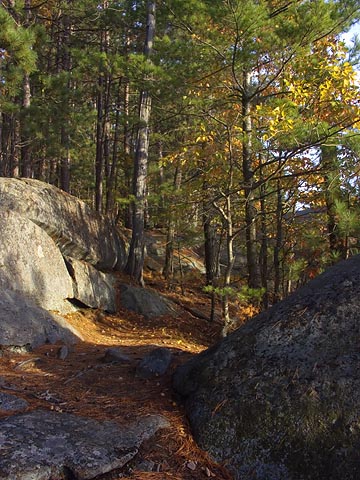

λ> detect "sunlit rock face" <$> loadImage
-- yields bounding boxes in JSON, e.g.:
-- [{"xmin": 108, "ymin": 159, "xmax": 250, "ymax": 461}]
[
  {"xmin": 0, "ymin": 177, "xmax": 126, "ymax": 270},
  {"xmin": 174, "ymin": 255, "xmax": 360, "ymax": 480},
  {"xmin": 0, "ymin": 209, "xmax": 74, "ymax": 312},
  {"xmin": 0, "ymin": 178, "xmax": 126, "ymax": 349},
  {"xmin": 65, "ymin": 257, "xmax": 117, "ymax": 313},
  {"xmin": 119, "ymin": 284, "xmax": 177, "ymax": 319}
]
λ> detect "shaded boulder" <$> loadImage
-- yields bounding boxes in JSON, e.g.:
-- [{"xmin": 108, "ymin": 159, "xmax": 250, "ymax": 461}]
[
  {"xmin": 0, "ymin": 177, "xmax": 126, "ymax": 270},
  {"xmin": 119, "ymin": 284, "xmax": 176, "ymax": 319},
  {"xmin": 0, "ymin": 392, "xmax": 29, "ymax": 412},
  {"xmin": 144, "ymin": 231, "xmax": 205, "ymax": 275},
  {"xmin": 173, "ymin": 255, "xmax": 360, "ymax": 480},
  {"xmin": 136, "ymin": 348, "xmax": 172, "ymax": 378},
  {"xmin": 0, "ymin": 289, "xmax": 82, "ymax": 349},
  {"xmin": 66, "ymin": 257, "xmax": 117, "ymax": 312},
  {"xmin": 0, "ymin": 210, "xmax": 74, "ymax": 313},
  {"xmin": 144, "ymin": 255, "xmax": 164, "ymax": 274},
  {"xmin": 102, "ymin": 347, "xmax": 132, "ymax": 364},
  {"xmin": 0, "ymin": 409, "xmax": 169, "ymax": 480},
  {"xmin": 57, "ymin": 345, "xmax": 69, "ymax": 360}
]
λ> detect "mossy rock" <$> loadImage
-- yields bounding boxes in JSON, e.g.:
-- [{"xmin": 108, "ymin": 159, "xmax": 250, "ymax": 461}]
[{"xmin": 174, "ymin": 255, "xmax": 360, "ymax": 480}]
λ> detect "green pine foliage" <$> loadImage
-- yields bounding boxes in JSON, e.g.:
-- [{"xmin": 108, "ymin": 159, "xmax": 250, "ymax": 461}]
[
  {"xmin": 0, "ymin": 8, "xmax": 36, "ymax": 108},
  {"xmin": 0, "ymin": 0, "xmax": 359, "ymax": 305}
]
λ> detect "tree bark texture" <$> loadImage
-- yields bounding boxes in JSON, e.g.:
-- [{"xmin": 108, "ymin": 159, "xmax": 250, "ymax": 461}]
[
  {"xmin": 20, "ymin": 0, "xmax": 32, "ymax": 178},
  {"xmin": 163, "ymin": 165, "xmax": 182, "ymax": 280},
  {"xmin": 321, "ymin": 145, "xmax": 347, "ymax": 261},
  {"xmin": 242, "ymin": 71, "xmax": 261, "ymax": 289},
  {"xmin": 125, "ymin": 1, "xmax": 156, "ymax": 284}
]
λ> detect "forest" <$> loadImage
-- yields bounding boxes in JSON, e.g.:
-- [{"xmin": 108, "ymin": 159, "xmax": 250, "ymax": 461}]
[{"xmin": 1, "ymin": 0, "xmax": 360, "ymax": 326}]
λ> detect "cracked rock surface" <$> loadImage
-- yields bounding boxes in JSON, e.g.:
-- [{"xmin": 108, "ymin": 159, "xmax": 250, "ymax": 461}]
[
  {"xmin": 0, "ymin": 409, "xmax": 169, "ymax": 480},
  {"xmin": 174, "ymin": 254, "xmax": 360, "ymax": 480},
  {"xmin": 0, "ymin": 392, "xmax": 29, "ymax": 412}
]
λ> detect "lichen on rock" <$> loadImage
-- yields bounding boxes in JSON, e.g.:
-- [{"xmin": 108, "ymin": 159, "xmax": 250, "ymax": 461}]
[{"xmin": 174, "ymin": 255, "xmax": 360, "ymax": 480}]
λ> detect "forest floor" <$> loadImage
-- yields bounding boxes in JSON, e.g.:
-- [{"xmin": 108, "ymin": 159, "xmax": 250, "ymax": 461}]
[{"xmin": 0, "ymin": 271, "xmax": 246, "ymax": 480}]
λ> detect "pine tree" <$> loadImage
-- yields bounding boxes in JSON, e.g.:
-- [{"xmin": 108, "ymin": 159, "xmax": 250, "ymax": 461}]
[
  {"xmin": 125, "ymin": 1, "xmax": 156, "ymax": 285},
  {"xmin": 0, "ymin": 4, "xmax": 36, "ymax": 176}
]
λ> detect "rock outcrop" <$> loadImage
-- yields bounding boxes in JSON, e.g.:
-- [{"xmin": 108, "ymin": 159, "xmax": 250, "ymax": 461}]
[
  {"xmin": 119, "ymin": 284, "xmax": 177, "ymax": 319},
  {"xmin": 102, "ymin": 347, "xmax": 132, "ymax": 364},
  {"xmin": 0, "ymin": 410, "xmax": 169, "ymax": 479},
  {"xmin": 0, "ymin": 210, "xmax": 74, "ymax": 312},
  {"xmin": 0, "ymin": 177, "xmax": 126, "ymax": 270},
  {"xmin": 65, "ymin": 257, "xmax": 117, "ymax": 312},
  {"xmin": 174, "ymin": 255, "xmax": 360, "ymax": 480},
  {"xmin": 0, "ymin": 392, "xmax": 29, "ymax": 412},
  {"xmin": 136, "ymin": 347, "xmax": 173, "ymax": 379},
  {"xmin": 0, "ymin": 177, "xmax": 129, "ymax": 349},
  {"xmin": 144, "ymin": 231, "xmax": 205, "ymax": 275},
  {"xmin": 0, "ymin": 290, "xmax": 82, "ymax": 349}
]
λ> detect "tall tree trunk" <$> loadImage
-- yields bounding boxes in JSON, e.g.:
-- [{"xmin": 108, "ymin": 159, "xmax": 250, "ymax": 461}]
[
  {"xmin": 203, "ymin": 197, "xmax": 221, "ymax": 322},
  {"xmin": 0, "ymin": 113, "xmax": 11, "ymax": 176},
  {"xmin": 60, "ymin": 125, "xmax": 71, "ymax": 192},
  {"xmin": 20, "ymin": 72, "xmax": 31, "ymax": 177},
  {"xmin": 106, "ymin": 80, "xmax": 122, "ymax": 215},
  {"xmin": 273, "ymin": 178, "xmax": 283, "ymax": 303},
  {"xmin": 321, "ymin": 144, "xmax": 347, "ymax": 261},
  {"xmin": 103, "ymin": 74, "xmax": 111, "ymax": 186},
  {"xmin": 163, "ymin": 164, "xmax": 182, "ymax": 280},
  {"xmin": 0, "ymin": 113, "xmax": 18, "ymax": 177},
  {"xmin": 123, "ymin": 78, "xmax": 133, "ymax": 228},
  {"xmin": 125, "ymin": 0, "xmax": 156, "ymax": 285},
  {"xmin": 95, "ymin": 74, "xmax": 104, "ymax": 211},
  {"xmin": 242, "ymin": 71, "xmax": 260, "ymax": 288},
  {"xmin": 95, "ymin": 0, "xmax": 110, "ymax": 211},
  {"xmin": 221, "ymin": 195, "xmax": 235, "ymax": 335},
  {"xmin": 203, "ymin": 207, "xmax": 219, "ymax": 287},
  {"xmin": 259, "ymin": 154, "xmax": 268, "ymax": 308},
  {"xmin": 212, "ymin": 127, "xmax": 237, "ymax": 332},
  {"xmin": 123, "ymin": 25, "xmax": 133, "ymax": 228},
  {"xmin": 59, "ymin": 1, "xmax": 72, "ymax": 192},
  {"xmin": 20, "ymin": 0, "xmax": 32, "ymax": 178}
]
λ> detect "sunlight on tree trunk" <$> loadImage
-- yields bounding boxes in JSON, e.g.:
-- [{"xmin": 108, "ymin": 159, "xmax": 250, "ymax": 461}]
[{"xmin": 126, "ymin": 1, "xmax": 156, "ymax": 285}]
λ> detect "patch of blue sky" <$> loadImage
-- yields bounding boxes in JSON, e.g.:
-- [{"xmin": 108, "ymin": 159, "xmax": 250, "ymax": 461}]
[{"xmin": 341, "ymin": 20, "xmax": 360, "ymax": 45}]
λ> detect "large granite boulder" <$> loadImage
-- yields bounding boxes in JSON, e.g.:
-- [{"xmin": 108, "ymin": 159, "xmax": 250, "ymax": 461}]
[
  {"xmin": 0, "ymin": 210, "xmax": 74, "ymax": 312},
  {"xmin": 0, "ymin": 410, "xmax": 169, "ymax": 479},
  {"xmin": 119, "ymin": 284, "xmax": 177, "ymax": 319},
  {"xmin": 65, "ymin": 257, "xmax": 117, "ymax": 312},
  {"xmin": 144, "ymin": 231, "xmax": 205, "ymax": 275},
  {"xmin": 136, "ymin": 347, "xmax": 173, "ymax": 379},
  {"xmin": 0, "ymin": 177, "xmax": 126, "ymax": 270},
  {"xmin": 174, "ymin": 255, "xmax": 360, "ymax": 480},
  {"xmin": 0, "ymin": 289, "xmax": 82, "ymax": 349},
  {"xmin": 0, "ymin": 392, "xmax": 29, "ymax": 412}
]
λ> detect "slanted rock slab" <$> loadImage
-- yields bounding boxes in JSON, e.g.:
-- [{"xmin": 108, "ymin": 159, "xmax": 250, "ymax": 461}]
[
  {"xmin": 103, "ymin": 347, "xmax": 132, "ymax": 364},
  {"xmin": 0, "ymin": 392, "xmax": 29, "ymax": 412},
  {"xmin": 136, "ymin": 347, "xmax": 173, "ymax": 379},
  {"xmin": 0, "ymin": 177, "xmax": 126, "ymax": 270},
  {"xmin": 0, "ymin": 289, "xmax": 82, "ymax": 349},
  {"xmin": 120, "ymin": 284, "xmax": 177, "ymax": 319},
  {"xmin": 174, "ymin": 254, "xmax": 360, "ymax": 480},
  {"xmin": 66, "ymin": 257, "xmax": 117, "ymax": 312},
  {"xmin": 0, "ymin": 210, "xmax": 74, "ymax": 313},
  {"xmin": 0, "ymin": 410, "xmax": 169, "ymax": 480}
]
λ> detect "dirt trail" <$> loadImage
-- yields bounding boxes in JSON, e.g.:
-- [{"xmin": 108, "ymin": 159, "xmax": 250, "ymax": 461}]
[{"xmin": 0, "ymin": 287, "xmax": 233, "ymax": 480}]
